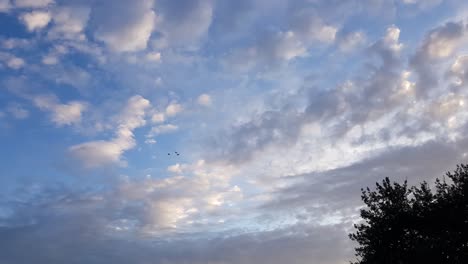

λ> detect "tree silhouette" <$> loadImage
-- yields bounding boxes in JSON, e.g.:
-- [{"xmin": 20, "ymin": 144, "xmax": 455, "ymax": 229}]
[{"xmin": 349, "ymin": 164, "xmax": 468, "ymax": 264}]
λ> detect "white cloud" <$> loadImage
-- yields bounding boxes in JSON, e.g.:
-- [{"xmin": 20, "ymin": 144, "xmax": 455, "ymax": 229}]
[
  {"xmin": 165, "ymin": 103, "xmax": 183, "ymax": 116},
  {"xmin": 146, "ymin": 52, "xmax": 161, "ymax": 62},
  {"xmin": 94, "ymin": 0, "xmax": 155, "ymax": 52},
  {"xmin": 49, "ymin": 6, "xmax": 90, "ymax": 40},
  {"xmin": 42, "ymin": 54, "xmax": 58, "ymax": 65},
  {"xmin": 226, "ymin": 18, "xmax": 337, "ymax": 71},
  {"xmin": 274, "ymin": 31, "xmax": 307, "ymax": 61},
  {"xmin": 20, "ymin": 11, "xmax": 51, "ymax": 31},
  {"xmin": 151, "ymin": 112, "xmax": 165, "ymax": 123},
  {"xmin": 290, "ymin": 10, "xmax": 338, "ymax": 44},
  {"xmin": 0, "ymin": 0, "xmax": 11, "ymax": 12},
  {"xmin": 383, "ymin": 25, "xmax": 403, "ymax": 53},
  {"xmin": 119, "ymin": 159, "xmax": 240, "ymax": 231},
  {"xmin": 197, "ymin": 93, "xmax": 212, "ymax": 106},
  {"xmin": 145, "ymin": 138, "xmax": 157, "ymax": 144},
  {"xmin": 426, "ymin": 36, "xmax": 464, "ymax": 60},
  {"xmin": 338, "ymin": 31, "xmax": 367, "ymax": 52},
  {"xmin": 6, "ymin": 103, "xmax": 28, "ymax": 119},
  {"xmin": 149, "ymin": 124, "xmax": 178, "ymax": 135},
  {"xmin": 51, "ymin": 102, "xmax": 87, "ymax": 126},
  {"xmin": 426, "ymin": 94, "xmax": 466, "ymax": 123},
  {"xmin": 449, "ymin": 55, "xmax": 468, "ymax": 87},
  {"xmin": 413, "ymin": 21, "xmax": 466, "ymax": 61},
  {"xmin": 69, "ymin": 140, "xmax": 126, "ymax": 168},
  {"xmin": 314, "ymin": 25, "xmax": 338, "ymax": 43},
  {"xmin": 6, "ymin": 56, "xmax": 24, "ymax": 69},
  {"xmin": 33, "ymin": 94, "xmax": 87, "ymax": 126},
  {"xmin": 410, "ymin": 21, "xmax": 467, "ymax": 96},
  {"xmin": 0, "ymin": 52, "xmax": 25, "ymax": 69},
  {"xmin": 0, "ymin": 38, "xmax": 31, "ymax": 49},
  {"xmin": 14, "ymin": 0, "xmax": 53, "ymax": 8},
  {"xmin": 69, "ymin": 95, "xmax": 150, "ymax": 168},
  {"xmin": 168, "ymin": 163, "xmax": 184, "ymax": 174}
]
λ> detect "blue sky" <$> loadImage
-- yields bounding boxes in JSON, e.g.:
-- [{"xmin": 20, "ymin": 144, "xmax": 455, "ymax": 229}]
[{"xmin": 1, "ymin": 0, "xmax": 468, "ymax": 263}]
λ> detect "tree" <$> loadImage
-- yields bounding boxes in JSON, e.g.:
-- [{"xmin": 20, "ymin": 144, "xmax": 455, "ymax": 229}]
[{"xmin": 349, "ymin": 164, "xmax": 468, "ymax": 264}]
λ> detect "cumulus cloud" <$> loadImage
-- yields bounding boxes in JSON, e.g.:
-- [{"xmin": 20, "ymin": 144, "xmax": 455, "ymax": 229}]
[
  {"xmin": 0, "ymin": 0, "xmax": 11, "ymax": 12},
  {"xmin": 3, "ymin": 2, "xmax": 468, "ymax": 264},
  {"xmin": 33, "ymin": 94, "xmax": 87, "ymax": 126},
  {"xmin": 49, "ymin": 6, "xmax": 90, "ymax": 40},
  {"xmin": 6, "ymin": 56, "xmax": 24, "ymax": 69},
  {"xmin": 448, "ymin": 55, "xmax": 468, "ymax": 88},
  {"xmin": 225, "ymin": 7, "xmax": 341, "ymax": 71},
  {"xmin": 42, "ymin": 54, "xmax": 58, "ymax": 65},
  {"xmin": 197, "ymin": 93, "xmax": 212, "ymax": 106},
  {"xmin": 69, "ymin": 95, "xmax": 150, "ymax": 168},
  {"xmin": 0, "ymin": 52, "xmax": 25, "ymax": 69},
  {"xmin": 93, "ymin": 0, "xmax": 155, "ymax": 52},
  {"xmin": 226, "ymin": 30, "xmax": 309, "ymax": 71},
  {"xmin": 69, "ymin": 140, "xmax": 128, "ymax": 168},
  {"xmin": 337, "ymin": 31, "xmax": 367, "ymax": 52},
  {"xmin": 410, "ymin": 21, "xmax": 467, "ymax": 97},
  {"xmin": 155, "ymin": 0, "xmax": 213, "ymax": 46},
  {"xmin": 117, "ymin": 159, "xmax": 241, "ymax": 231},
  {"xmin": 151, "ymin": 112, "xmax": 165, "ymax": 123},
  {"xmin": 20, "ymin": 11, "xmax": 51, "ymax": 31},
  {"xmin": 290, "ymin": 9, "xmax": 338, "ymax": 44},
  {"xmin": 165, "ymin": 102, "xmax": 183, "ymax": 117},
  {"xmin": 213, "ymin": 25, "xmax": 405, "ymax": 164}
]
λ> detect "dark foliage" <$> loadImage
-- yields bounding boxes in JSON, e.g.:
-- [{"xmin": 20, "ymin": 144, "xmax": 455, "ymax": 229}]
[{"xmin": 349, "ymin": 164, "xmax": 468, "ymax": 264}]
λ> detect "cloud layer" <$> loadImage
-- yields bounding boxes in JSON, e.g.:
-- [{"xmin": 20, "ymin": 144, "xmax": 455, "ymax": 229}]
[{"xmin": 1, "ymin": 1, "xmax": 468, "ymax": 264}]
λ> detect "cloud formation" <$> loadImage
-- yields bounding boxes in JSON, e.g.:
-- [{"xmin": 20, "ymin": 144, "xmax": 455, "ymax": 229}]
[
  {"xmin": 69, "ymin": 95, "xmax": 150, "ymax": 168},
  {"xmin": 33, "ymin": 94, "xmax": 87, "ymax": 126},
  {"xmin": 20, "ymin": 11, "xmax": 51, "ymax": 31},
  {"xmin": 1, "ymin": 1, "xmax": 468, "ymax": 264},
  {"xmin": 93, "ymin": 0, "xmax": 155, "ymax": 52}
]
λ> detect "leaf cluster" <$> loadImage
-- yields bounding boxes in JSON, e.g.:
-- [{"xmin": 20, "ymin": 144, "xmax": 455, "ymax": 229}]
[{"xmin": 349, "ymin": 164, "xmax": 468, "ymax": 264}]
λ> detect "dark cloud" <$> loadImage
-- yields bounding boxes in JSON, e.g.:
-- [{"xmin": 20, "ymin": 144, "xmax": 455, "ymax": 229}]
[{"xmin": 262, "ymin": 138, "xmax": 468, "ymax": 214}]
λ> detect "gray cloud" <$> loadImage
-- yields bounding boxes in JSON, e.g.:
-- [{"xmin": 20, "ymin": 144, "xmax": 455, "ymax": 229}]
[
  {"xmin": 262, "ymin": 138, "xmax": 468, "ymax": 215},
  {"xmin": 3, "ymin": 137, "xmax": 466, "ymax": 264},
  {"xmin": 91, "ymin": 0, "xmax": 155, "ymax": 52},
  {"xmin": 154, "ymin": 0, "xmax": 213, "ymax": 47},
  {"xmin": 2, "ymin": 2, "xmax": 467, "ymax": 264},
  {"xmin": 0, "ymin": 189, "xmax": 352, "ymax": 264},
  {"xmin": 211, "ymin": 25, "xmax": 406, "ymax": 164},
  {"xmin": 410, "ymin": 21, "xmax": 467, "ymax": 98}
]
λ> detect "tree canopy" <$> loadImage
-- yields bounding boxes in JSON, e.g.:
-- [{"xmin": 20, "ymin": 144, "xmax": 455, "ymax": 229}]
[{"xmin": 349, "ymin": 164, "xmax": 468, "ymax": 264}]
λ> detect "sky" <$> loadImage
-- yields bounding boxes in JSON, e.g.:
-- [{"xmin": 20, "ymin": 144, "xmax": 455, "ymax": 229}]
[{"xmin": 1, "ymin": 0, "xmax": 468, "ymax": 263}]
